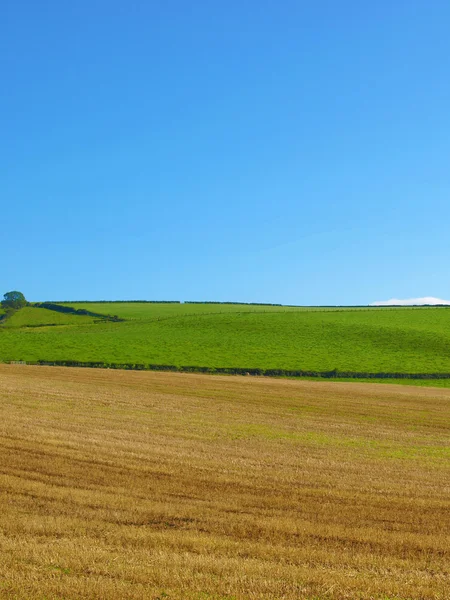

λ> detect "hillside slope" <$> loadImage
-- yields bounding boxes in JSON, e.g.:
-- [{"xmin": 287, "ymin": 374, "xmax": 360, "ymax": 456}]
[
  {"xmin": 1, "ymin": 303, "xmax": 450, "ymax": 377},
  {"xmin": 1, "ymin": 306, "xmax": 97, "ymax": 328}
]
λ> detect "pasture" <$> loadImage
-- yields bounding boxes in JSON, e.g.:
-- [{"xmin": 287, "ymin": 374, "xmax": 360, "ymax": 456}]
[
  {"xmin": 0, "ymin": 364, "xmax": 449, "ymax": 599},
  {"xmin": 1, "ymin": 306, "xmax": 97, "ymax": 328},
  {"xmin": 1, "ymin": 303, "xmax": 450, "ymax": 382}
]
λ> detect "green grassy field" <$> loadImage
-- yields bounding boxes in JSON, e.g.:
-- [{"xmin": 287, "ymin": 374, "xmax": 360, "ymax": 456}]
[
  {"xmin": 61, "ymin": 301, "xmax": 353, "ymax": 319},
  {"xmin": 0, "ymin": 303, "xmax": 449, "ymax": 384},
  {"xmin": 1, "ymin": 306, "xmax": 97, "ymax": 328},
  {"xmin": 61, "ymin": 301, "xmax": 432, "ymax": 318}
]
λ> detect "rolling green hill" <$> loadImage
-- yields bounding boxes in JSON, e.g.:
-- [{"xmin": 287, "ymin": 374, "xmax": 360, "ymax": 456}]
[
  {"xmin": 1, "ymin": 302, "xmax": 450, "ymax": 384},
  {"xmin": 59, "ymin": 301, "xmax": 356, "ymax": 319},
  {"xmin": 1, "ymin": 306, "xmax": 97, "ymax": 328}
]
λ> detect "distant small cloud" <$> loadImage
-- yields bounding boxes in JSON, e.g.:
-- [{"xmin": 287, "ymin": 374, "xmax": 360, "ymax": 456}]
[{"xmin": 370, "ymin": 296, "xmax": 450, "ymax": 306}]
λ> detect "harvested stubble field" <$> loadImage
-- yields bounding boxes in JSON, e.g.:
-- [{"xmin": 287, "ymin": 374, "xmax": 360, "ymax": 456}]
[{"xmin": 0, "ymin": 365, "xmax": 449, "ymax": 599}]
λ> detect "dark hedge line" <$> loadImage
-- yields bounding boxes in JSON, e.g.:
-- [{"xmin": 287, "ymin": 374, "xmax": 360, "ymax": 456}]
[
  {"xmin": 33, "ymin": 300, "xmax": 450, "ymax": 309},
  {"xmin": 184, "ymin": 301, "xmax": 284, "ymax": 306},
  {"xmin": 29, "ymin": 360, "xmax": 450, "ymax": 379},
  {"xmin": 34, "ymin": 303, "xmax": 124, "ymax": 321},
  {"xmin": 47, "ymin": 300, "xmax": 182, "ymax": 304}
]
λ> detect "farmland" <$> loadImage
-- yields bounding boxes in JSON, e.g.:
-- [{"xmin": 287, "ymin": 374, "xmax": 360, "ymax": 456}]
[
  {"xmin": 1, "ymin": 302, "xmax": 450, "ymax": 383},
  {"xmin": 0, "ymin": 364, "xmax": 449, "ymax": 599},
  {"xmin": 1, "ymin": 306, "xmax": 97, "ymax": 328}
]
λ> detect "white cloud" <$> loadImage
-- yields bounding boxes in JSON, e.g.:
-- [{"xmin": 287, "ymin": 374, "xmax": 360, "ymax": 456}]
[{"xmin": 370, "ymin": 297, "xmax": 450, "ymax": 306}]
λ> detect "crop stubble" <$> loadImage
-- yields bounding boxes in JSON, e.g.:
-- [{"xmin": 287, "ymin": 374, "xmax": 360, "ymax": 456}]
[{"xmin": 0, "ymin": 365, "xmax": 449, "ymax": 599}]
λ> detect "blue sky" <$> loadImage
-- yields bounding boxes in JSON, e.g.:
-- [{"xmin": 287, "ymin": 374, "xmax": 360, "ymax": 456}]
[{"xmin": 2, "ymin": 0, "xmax": 450, "ymax": 304}]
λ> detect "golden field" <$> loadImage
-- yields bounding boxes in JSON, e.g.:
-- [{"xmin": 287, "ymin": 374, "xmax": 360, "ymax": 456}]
[{"xmin": 0, "ymin": 365, "xmax": 449, "ymax": 599}]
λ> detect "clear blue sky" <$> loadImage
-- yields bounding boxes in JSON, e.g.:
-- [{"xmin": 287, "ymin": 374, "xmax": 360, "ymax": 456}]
[{"xmin": 2, "ymin": 0, "xmax": 450, "ymax": 304}]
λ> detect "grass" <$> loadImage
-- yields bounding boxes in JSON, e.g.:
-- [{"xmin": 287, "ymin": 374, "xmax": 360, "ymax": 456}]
[
  {"xmin": 0, "ymin": 364, "xmax": 449, "ymax": 599},
  {"xmin": 1, "ymin": 306, "xmax": 97, "ymax": 328},
  {"xmin": 61, "ymin": 301, "xmax": 313, "ymax": 319},
  {"xmin": 60, "ymin": 301, "xmax": 437, "ymax": 319},
  {"xmin": 1, "ymin": 303, "xmax": 450, "ymax": 381}
]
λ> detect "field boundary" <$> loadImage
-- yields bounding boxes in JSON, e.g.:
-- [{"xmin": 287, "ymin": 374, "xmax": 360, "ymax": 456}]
[
  {"xmin": 44, "ymin": 300, "xmax": 450, "ymax": 310},
  {"xmin": 6, "ymin": 359, "xmax": 450, "ymax": 380},
  {"xmin": 33, "ymin": 303, "xmax": 125, "ymax": 321}
]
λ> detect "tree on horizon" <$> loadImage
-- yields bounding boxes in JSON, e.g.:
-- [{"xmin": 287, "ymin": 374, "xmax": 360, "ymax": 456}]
[{"xmin": 2, "ymin": 291, "xmax": 27, "ymax": 310}]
